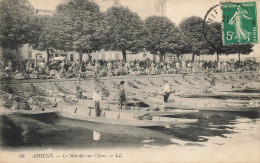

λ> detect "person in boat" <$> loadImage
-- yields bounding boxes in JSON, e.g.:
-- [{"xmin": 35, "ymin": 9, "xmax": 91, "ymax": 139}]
[
  {"xmin": 93, "ymin": 86, "xmax": 102, "ymax": 117},
  {"xmin": 119, "ymin": 81, "xmax": 127, "ymax": 109},
  {"xmin": 11, "ymin": 96, "xmax": 20, "ymax": 109},
  {"xmin": 163, "ymin": 81, "xmax": 171, "ymax": 103}
]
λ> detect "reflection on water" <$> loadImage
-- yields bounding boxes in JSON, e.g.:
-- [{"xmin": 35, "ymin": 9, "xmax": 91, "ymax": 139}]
[
  {"xmin": 0, "ymin": 111, "xmax": 259, "ymax": 149},
  {"xmin": 93, "ymin": 131, "xmax": 101, "ymax": 141}
]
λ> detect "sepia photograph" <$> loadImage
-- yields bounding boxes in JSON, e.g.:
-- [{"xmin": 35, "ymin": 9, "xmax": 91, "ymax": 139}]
[{"xmin": 0, "ymin": 0, "xmax": 259, "ymax": 162}]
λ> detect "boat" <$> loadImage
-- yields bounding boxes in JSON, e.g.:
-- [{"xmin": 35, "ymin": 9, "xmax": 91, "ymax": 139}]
[
  {"xmin": 53, "ymin": 83, "xmax": 74, "ymax": 95},
  {"xmin": 64, "ymin": 98, "xmax": 199, "ymax": 116},
  {"xmin": 0, "ymin": 108, "xmax": 58, "ymax": 115},
  {"xmin": 57, "ymin": 109, "xmax": 198, "ymax": 127},
  {"xmin": 31, "ymin": 84, "xmax": 78, "ymax": 105},
  {"xmin": 133, "ymin": 95, "xmax": 259, "ymax": 112},
  {"xmin": 55, "ymin": 118, "xmax": 173, "ymax": 139},
  {"xmin": 100, "ymin": 103, "xmax": 199, "ymax": 116},
  {"xmin": 31, "ymin": 84, "xmax": 56, "ymax": 97},
  {"xmin": 179, "ymin": 92, "xmax": 259, "ymax": 99},
  {"xmin": 162, "ymin": 103, "xmax": 260, "ymax": 112}
]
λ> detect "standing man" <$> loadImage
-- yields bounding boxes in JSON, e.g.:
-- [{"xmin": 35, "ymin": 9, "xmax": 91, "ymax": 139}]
[
  {"xmin": 7, "ymin": 59, "xmax": 12, "ymax": 72},
  {"xmin": 163, "ymin": 81, "xmax": 171, "ymax": 103},
  {"xmin": 93, "ymin": 86, "xmax": 102, "ymax": 117},
  {"xmin": 119, "ymin": 81, "xmax": 127, "ymax": 109}
]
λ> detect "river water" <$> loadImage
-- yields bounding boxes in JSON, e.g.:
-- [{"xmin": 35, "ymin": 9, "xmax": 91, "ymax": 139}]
[{"xmin": 1, "ymin": 111, "xmax": 259, "ymax": 149}]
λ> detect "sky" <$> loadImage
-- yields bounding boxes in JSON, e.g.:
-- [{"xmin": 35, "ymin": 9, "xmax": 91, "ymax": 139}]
[
  {"xmin": 28, "ymin": 0, "xmax": 260, "ymax": 56},
  {"xmin": 28, "ymin": 0, "xmax": 221, "ymax": 24}
]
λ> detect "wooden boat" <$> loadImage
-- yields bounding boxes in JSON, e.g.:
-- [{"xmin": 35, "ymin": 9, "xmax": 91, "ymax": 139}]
[
  {"xmin": 222, "ymin": 88, "xmax": 260, "ymax": 93},
  {"xmin": 53, "ymin": 83, "xmax": 74, "ymax": 95},
  {"xmin": 55, "ymin": 118, "xmax": 173, "ymax": 139},
  {"xmin": 31, "ymin": 84, "xmax": 56, "ymax": 97},
  {"xmin": 162, "ymin": 103, "xmax": 260, "ymax": 112},
  {"xmin": 0, "ymin": 108, "xmax": 58, "ymax": 115},
  {"xmin": 71, "ymin": 99, "xmax": 199, "ymax": 116},
  {"xmin": 5, "ymin": 87, "xmax": 30, "ymax": 100},
  {"xmin": 179, "ymin": 92, "xmax": 259, "ymax": 99},
  {"xmin": 100, "ymin": 103, "xmax": 199, "ymax": 116},
  {"xmin": 30, "ymin": 84, "xmax": 78, "ymax": 105},
  {"xmin": 133, "ymin": 95, "xmax": 259, "ymax": 112},
  {"xmin": 120, "ymin": 109, "xmax": 199, "ymax": 116},
  {"xmin": 57, "ymin": 109, "xmax": 198, "ymax": 127}
]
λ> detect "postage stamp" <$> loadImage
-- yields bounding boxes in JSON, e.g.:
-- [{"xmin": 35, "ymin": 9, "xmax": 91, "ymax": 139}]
[{"xmin": 222, "ymin": 1, "xmax": 258, "ymax": 45}]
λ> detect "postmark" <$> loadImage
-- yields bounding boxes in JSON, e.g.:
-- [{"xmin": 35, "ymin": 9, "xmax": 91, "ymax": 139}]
[{"xmin": 222, "ymin": 1, "xmax": 258, "ymax": 45}]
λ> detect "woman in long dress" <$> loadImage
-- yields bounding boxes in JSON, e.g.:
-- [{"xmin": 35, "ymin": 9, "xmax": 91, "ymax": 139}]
[{"xmin": 229, "ymin": 5, "xmax": 252, "ymax": 42}]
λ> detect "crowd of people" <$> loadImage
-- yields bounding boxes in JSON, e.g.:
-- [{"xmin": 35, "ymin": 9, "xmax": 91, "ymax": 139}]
[{"xmin": 0, "ymin": 58, "xmax": 259, "ymax": 80}]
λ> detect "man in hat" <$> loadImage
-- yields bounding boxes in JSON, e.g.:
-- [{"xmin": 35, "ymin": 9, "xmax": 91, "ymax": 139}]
[
  {"xmin": 119, "ymin": 81, "xmax": 127, "ymax": 109},
  {"xmin": 163, "ymin": 81, "xmax": 171, "ymax": 103},
  {"xmin": 93, "ymin": 86, "xmax": 102, "ymax": 117}
]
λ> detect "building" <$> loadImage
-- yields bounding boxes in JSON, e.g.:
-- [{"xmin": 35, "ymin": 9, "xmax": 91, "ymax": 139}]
[
  {"xmin": 154, "ymin": 0, "xmax": 166, "ymax": 16},
  {"xmin": 114, "ymin": 0, "xmax": 121, "ymax": 6},
  {"xmin": 0, "ymin": 42, "xmax": 181, "ymax": 64}
]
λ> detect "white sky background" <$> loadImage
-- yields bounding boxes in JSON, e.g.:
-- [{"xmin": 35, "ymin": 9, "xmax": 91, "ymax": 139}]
[
  {"xmin": 28, "ymin": 0, "xmax": 221, "ymax": 24},
  {"xmin": 28, "ymin": 0, "xmax": 260, "ymax": 56}
]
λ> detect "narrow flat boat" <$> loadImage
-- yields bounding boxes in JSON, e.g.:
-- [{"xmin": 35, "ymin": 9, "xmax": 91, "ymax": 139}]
[
  {"xmin": 0, "ymin": 108, "xmax": 58, "ymax": 115},
  {"xmin": 179, "ymin": 92, "xmax": 259, "ymax": 99},
  {"xmin": 31, "ymin": 84, "xmax": 56, "ymax": 97},
  {"xmin": 162, "ymin": 104, "xmax": 260, "ymax": 112},
  {"xmin": 57, "ymin": 108, "xmax": 198, "ymax": 127},
  {"xmin": 53, "ymin": 83, "xmax": 75, "ymax": 95}
]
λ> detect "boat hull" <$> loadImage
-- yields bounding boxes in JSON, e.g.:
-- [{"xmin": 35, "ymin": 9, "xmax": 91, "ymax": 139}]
[
  {"xmin": 163, "ymin": 104, "xmax": 260, "ymax": 112},
  {"xmin": 57, "ymin": 110, "xmax": 197, "ymax": 127},
  {"xmin": 0, "ymin": 108, "xmax": 58, "ymax": 115}
]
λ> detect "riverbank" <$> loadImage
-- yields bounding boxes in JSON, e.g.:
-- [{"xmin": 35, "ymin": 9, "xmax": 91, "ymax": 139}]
[{"xmin": 1, "ymin": 71, "xmax": 259, "ymax": 84}]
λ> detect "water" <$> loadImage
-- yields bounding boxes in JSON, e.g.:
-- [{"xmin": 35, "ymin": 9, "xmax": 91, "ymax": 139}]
[{"xmin": 0, "ymin": 111, "xmax": 259, "ymax": 149}]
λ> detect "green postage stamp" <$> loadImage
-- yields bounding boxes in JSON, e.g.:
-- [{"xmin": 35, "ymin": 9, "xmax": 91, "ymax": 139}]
[{"xmin": 222, "ymin": 1, "xmax": 258, "ymax": 45}]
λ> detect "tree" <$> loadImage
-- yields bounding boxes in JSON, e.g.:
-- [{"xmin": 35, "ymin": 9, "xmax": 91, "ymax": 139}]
[
  {"xmin": 104, "ymin": 6, "xmax": 146, "ymax": 62},
  {"xmin": 33, "ymin": 15, "xmax": 54, "ymax": 64},
  {"xmin": 0, "ymin": 0, "xmax": 40, "ymax": 69},
  {"xmin": 232, "ymin": 44, "xmax": 253, "ymax": 63},
  {"xmin": 207, "ymin": 22, "xmax": 232, "ymax": 62},
  {"xmin": 145, "ymin": 16, "xmax": 190, "ymax": 61},
  {"xmin": 179, "ymin": 16, "xmax": 214, "ymax": 61},
  {"xmin": 51, "ymin": 0, "xmax": 106, "ymax": 69}
]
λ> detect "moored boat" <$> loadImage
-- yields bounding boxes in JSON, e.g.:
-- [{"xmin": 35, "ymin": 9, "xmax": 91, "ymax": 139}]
[
  {"xmin": 179, "ymin": 92, "xmax": 259, "ymax": 99},
  {"xmin": 0, "ymin": 108, "xmax": 58, "ymax": 115},
  {"xmin": 57, "ymin": 108, "xmax": 198, "ymax": 127},
  {"xmin": 31, "ymin": 84, "xmax": 56, "ymax": 97},
  {"xmin": 162, "ymin": 103, "xmax": 260, "ymax": 112},
  {"xmin": 53, "ymin": 83, "xmax": 75, "ymax": 95}
]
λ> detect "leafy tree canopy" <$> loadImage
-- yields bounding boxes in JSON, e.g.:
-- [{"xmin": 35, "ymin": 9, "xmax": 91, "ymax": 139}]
[
  {"xmin": 145, "ymin": 16, "xmax": 190, "ymax": 61},
  {"xmin": 104, "ymin": 6, "xmax": 146, "ymax": 61},
  {"xmin": 179, "ymin": 16, "xmax": 214, "ymax": 60},
  {"xmin": 0, "ymin": 0, "xmax": 40, "ymax": 50},
  {"xmin": 33, "ymin": 15, "xmax": 54, "ymax": 51},
  {"xmin": 51, "ymin": 0, "xmax": 106, "ymax": 54}
]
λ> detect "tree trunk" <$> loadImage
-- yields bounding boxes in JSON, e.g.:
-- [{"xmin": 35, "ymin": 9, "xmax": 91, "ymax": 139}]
[
  {"xmin": 122, "ymin": 49, "xmax": 126, "ymax": 62},
  {"xmin": 192, "ymin": 53, "xmax": 195, "ymax": 62},
  {"xmin": 15, "ymin": 47, "xmax": 19, "ymax": 71},
  {"xmin": 46, "ymin": 49, "xmax": 50, "ymax": 64},
  {"xmin": 159, "ymin": 54, "xmax": 164, "ymax": 61},
  {"xmin": 177, "ymin": 54, "xmax": 180, "ymax": 61},
  {"xmin": 78, "ymin": 53, "xmax": 82, "ymax": 71},
  {"xmin": 159, "ymin": 52, "xmax": 165, "ymax": 62},
  {"xmin": 216, "ymin": 53, "xmax": 219, "ymax": 62},
  {"xmin": 88, "ymin": 53, "xmax": 92, "ymax": 63},
  {"xmin": 238, "ymin": 53, "xmax": 241, "ymax": 68}
]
